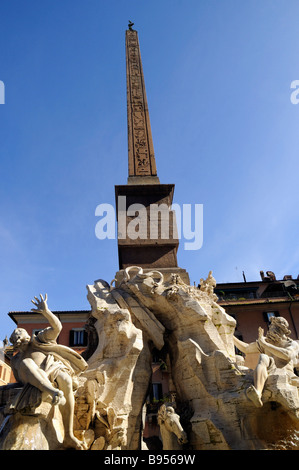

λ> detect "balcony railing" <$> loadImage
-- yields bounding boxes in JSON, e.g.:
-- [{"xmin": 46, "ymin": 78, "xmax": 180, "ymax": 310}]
[{"xmin": 217, "ymin": 290, "xmax": 296, "ymax": 302}]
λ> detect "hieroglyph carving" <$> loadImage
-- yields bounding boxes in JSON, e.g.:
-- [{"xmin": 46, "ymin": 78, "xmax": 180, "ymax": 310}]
[{"xmin": 126, "ymin": 30, "xmax": 154, "ymax": 176}]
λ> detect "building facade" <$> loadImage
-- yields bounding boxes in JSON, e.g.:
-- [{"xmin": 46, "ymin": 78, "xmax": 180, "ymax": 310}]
[
  {"xmin": 0, "ymin": 350, "xmax": 12, "ymax": 386},
  {"xmin": 8, "ymin": 309, "xmax": 90, "ymax": 357}
]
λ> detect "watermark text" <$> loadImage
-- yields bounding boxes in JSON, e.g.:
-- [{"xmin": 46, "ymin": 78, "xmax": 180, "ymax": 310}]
[
  {"xmin": 0, "ymin": 81, "xmax": 4, "ymax": 104},
  {"xmin": 290, "ymin": 80, "xmax": 299, "ymax": 104},
  {"xmin": 95, "ymin": 197, "xmax": 203, "ymax": 251}
]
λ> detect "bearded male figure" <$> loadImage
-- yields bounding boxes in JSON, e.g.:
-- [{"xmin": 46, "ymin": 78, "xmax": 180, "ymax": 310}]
[
  {"xmin": 9, "ymin": 294, "xmax": 88, "ymax": 449},
  {"xmin": 233, "ymin": 316, "xmax": 299, "ymax": 407}
]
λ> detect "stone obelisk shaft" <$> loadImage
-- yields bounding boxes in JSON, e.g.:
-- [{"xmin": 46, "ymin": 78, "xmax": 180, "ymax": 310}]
[
  {"xmin": 115, "ymin": 27, "xmax": 189, "ymax": 284},
  {"xmin": 126, "ymin": 29, "xmax": 159, "ymax": 182}
]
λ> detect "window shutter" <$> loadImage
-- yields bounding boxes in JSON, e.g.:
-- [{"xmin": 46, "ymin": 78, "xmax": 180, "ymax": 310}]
[{"xmin": 69, "ymin": 329, "xmax": 75, "ymax": 346}]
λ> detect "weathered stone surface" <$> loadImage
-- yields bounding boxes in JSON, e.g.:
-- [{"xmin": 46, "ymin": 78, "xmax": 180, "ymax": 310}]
[
  {"xmin": 2, "ymin": 268, "xmax": 299, "ymax": 450},
  {"xmin": 79, "ymin": 267, "xmax": 299, "ymax": 450},
  {"xmin": 0, "ymin": 399, "xmax": 64, "ymax": 450},
  {"xmin": 79, "ymin": 278, "xmax": 151, "ymax": 449}
]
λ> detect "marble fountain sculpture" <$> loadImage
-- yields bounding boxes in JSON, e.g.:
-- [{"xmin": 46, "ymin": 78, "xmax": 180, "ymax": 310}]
[{"xmin": 1, "ymin": 268, "xmax": 299, "ymax": 450}]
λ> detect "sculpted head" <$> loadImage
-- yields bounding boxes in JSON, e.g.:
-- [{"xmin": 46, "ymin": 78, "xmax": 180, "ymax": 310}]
[
  {"xmin": 267, "ymin": 316, "xmax": 291, "ymax": 344},
  {"xmin": 10, "ymin": 328, "xmax": 31, "ymax": 349}
]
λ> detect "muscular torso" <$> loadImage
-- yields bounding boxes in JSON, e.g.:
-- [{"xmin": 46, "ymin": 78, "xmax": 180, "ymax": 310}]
[{"xmin": 11, "ymin": 343, "xmax": 48, "ymax": 380}]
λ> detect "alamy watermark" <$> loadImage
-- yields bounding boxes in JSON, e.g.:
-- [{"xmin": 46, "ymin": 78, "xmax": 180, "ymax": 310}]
[
  {"xmin": 95, "ymin": 196, "xmax": 203, "ymax": 251},
  {"xmin": 290, "ymin": 80, "xmax": 299, "ymax": 104},
  {"xmin": 0, "ymin": 81, "xmax": 4, "ymax": 104}
]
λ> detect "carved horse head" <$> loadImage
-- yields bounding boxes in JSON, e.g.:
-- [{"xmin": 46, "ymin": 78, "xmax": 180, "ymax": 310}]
[{"xmin": 157, "ymin": 404, "xmax": 188, "ymax": 450}]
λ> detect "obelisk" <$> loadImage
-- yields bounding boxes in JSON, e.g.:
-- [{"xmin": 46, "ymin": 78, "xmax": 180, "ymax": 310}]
[
  {"xmin": 125, "ymin": 26, "xmax": 159, "ymax": 182},
  {"xmin": 115, "ymin": 24, "xmax": 189, "ymax": 284}
]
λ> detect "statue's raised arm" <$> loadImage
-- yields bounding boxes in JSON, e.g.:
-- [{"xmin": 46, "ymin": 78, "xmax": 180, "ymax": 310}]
[
  {"xmin": 242, "ymin": 317, "xmax": 299, "ymax": 408},
  {"xmin": 233, "ymin": 335, "xmax": 259, "ymax": 355},
  {"xmin": 31, "ymin": 294, "xmax": 62, "ymax": 342}
]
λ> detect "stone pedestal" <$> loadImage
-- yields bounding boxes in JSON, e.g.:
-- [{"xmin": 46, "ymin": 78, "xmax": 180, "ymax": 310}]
[{"xmin": 0, "ymin": 399, "xmax": 64, "ymax": 450}]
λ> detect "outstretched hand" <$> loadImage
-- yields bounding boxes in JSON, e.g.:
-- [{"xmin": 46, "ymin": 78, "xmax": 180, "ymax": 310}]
[
  {"xmin": 258, "ymin": 326, "xmax": 266, "ymax": 345},
  {"xmin": 31, "ymin": 294, "xmax": 48, "ymax": 313}
]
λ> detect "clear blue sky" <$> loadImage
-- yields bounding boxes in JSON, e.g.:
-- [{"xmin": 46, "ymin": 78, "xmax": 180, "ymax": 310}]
[{"xmin": 1, "ymin": 0, "xmax": 299, "ymax": 340}]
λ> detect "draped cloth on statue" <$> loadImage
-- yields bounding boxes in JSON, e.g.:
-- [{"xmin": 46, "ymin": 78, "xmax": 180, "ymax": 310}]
[
  {"xmin": 32, "ymin": 334, "xmax": 88, "ymax": 375},
  {"xmin": 7, "ymin": 335, "xmax": 87, "ymax": 414}
]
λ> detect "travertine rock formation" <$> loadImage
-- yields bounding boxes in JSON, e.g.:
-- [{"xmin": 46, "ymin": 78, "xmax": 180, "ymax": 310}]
[
  {"xmin": 76, "ymin": 267, "xmax": 299, "ymax": 450},
  {"xmin": 2, "ymin": 268, "xmax": 299, "ymax": 450}
]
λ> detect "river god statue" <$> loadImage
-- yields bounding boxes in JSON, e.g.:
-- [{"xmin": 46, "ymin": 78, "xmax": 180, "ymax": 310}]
[{"xmin": 8, "ymin": 294, "xmax": 88, "ymax": 450}]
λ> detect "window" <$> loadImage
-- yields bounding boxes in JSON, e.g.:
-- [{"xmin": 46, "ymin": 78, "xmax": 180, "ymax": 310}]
[
  {"xmin": 69, "ymin": 329, "xmax": 87, "ymax": 347},
  {"xmin": 32, "ymin": 329, "xmax": 42, "ymax": 337},
  {"xmin": 151, "ymin": 383, "xmax": 163, "ymax": 401},
  {"xmin": 234, "ymin": 333, "xmax": 244, "ymax": 357},
  {"xmin": 263, "ymin": 311, "xmax": 279, "ymax": 323},
  {"xmin": 152, "ymin": 348, "xmax": 160, "ymax": 363}
]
